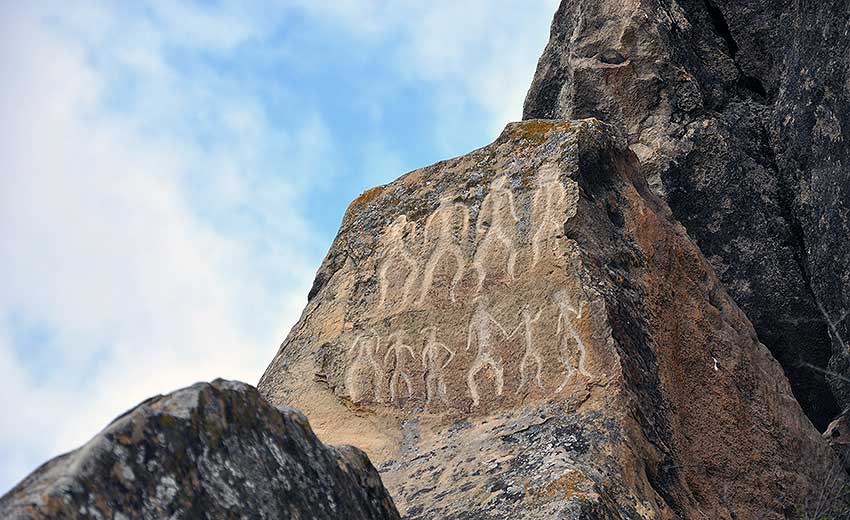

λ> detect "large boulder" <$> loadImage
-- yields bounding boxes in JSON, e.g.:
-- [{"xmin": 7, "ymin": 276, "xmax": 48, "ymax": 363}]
[
  {"xmin": 0, "ymin": 379, "xmax": 399, "ymax": 520},
  {"xmin": 523, "ymin": 0, "xmax": 850, "ymax": 430},
  {"xmin": 259, "ymin": 119, "xmax": 844, "ymax": 518}
]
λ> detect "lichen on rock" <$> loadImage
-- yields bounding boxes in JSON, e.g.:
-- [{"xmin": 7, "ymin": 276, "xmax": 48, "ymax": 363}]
[{"xmin": 0, "ymin": 379, "xmax": 400, "ymax": 520}]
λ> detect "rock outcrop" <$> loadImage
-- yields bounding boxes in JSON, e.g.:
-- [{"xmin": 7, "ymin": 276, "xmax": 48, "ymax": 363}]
[
  {"xmin": 523, "ymin": 0, "xmax": 850, "ymax": 430},
  {"xmin": 0, "ymin": 380, "xmax": 399, "ymax": 520},
  {"xmin": 824, "ymin": 412, "xmax": 850, "ymax": 473},
  {"xmin": 259, "ymin": 119, "xmax": 845, "ymax": 518}
]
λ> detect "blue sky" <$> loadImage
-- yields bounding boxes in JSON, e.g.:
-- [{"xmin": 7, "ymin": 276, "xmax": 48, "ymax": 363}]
[{"xmin": 0, "ymin": 1, "xmax": 558, "ymax": 492}]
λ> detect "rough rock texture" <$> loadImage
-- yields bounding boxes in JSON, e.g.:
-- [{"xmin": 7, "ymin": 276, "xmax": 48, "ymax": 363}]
[
  {"xmin": 0, "ymin": 379, "xmax": 399, "ymax": 520},
  {"xmin": 825, "ymin": 412, "xmax": 850, "ymax": 473},
  {"xmin": 259, "ymin": 119, "xmax": 845, "ymax": 519},
  {"xmin": 523, "ymin": 0, "xmax": 850, "ymax": 430}
]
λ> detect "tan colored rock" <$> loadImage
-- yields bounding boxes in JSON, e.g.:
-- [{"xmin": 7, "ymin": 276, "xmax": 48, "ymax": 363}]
[{"xmin": 259, "ymin": 119, "xmax": 844, "ymax": 519}]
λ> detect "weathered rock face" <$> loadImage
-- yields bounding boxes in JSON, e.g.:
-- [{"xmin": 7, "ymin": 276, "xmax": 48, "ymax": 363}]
[
  {"xmin": 0, "ymin": 380, "xmax": 399, "ymax": 520},
  {"xmin": 259, "ymin": 119, "xmax": 844, "ymax": 518},
  {"xmin": 523, "ymin": 0, "xmax": 850, "ymax": 430},
  {"xmin": 824, "ymin": 412, "xmax": 850, "ymax": 473}
]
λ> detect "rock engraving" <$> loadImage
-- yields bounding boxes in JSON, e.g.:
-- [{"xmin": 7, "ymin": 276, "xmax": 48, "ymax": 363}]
[
  {"xmin": 473, "ymin": 176, "xmax": 519, "ymax": 292},
  {"xmin": 515, "ymin": 303, "xmax": 545, "ymax": 392},
  {"xmin": 384, "ymin": 332, "xmax": 417, "ymax": 404},
  {"xmin": 418, "ymin": 196, "xmax": 470, "ymax": 303},
  {"xmin": 421, "ymin": 326, "xmax": 455, "ymax": 406},
  {"xmin": 346, "ymin": 333, "xmax": 385, "ymax": 404},
  {"xmin": 554, "ymin": 290, "xmax": 593, "ymax": 392},
  {"xmin": 466, "ymin": 298, "xmax": 512, "ymax": 407},
  {"xmin": 529, "ymin": 166, "xmax": 573, "ymax": 268},
  {"xmin": 376, "ymin": 215, "xmax": 419, "ymax": 314}
]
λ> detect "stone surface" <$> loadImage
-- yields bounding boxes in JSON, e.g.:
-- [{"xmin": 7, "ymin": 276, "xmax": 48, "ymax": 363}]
[
  {"xmin": 0, "ymin": 379, "xmax": 400, "ymax": 520},
  {"xmin": 523, "ymin": 0, "xmax": 850, "ymax": 430},
  {"xmin": 824, "ymin": 412, "xmax": 850, "ymax": 473},
  {"xmin": 259, "ymin": 119, "xmax": 845, "ymax": 519}
]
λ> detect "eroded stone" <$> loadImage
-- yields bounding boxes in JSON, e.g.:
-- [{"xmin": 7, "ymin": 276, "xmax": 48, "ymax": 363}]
[
  {"xmin": 259, "ymin": 119, "xmax": 845, "ymax": 518},
  {"xmin": 0, "ymin": 380, "xmax": 400, "ymax": 520}
]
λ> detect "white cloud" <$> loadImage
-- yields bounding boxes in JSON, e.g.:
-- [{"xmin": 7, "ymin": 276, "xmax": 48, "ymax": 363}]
[
  {"xmin": 0, "ymin": 3, "xmax": 320, "ymax": 491},
  {"xmin": 295, "ymin": 0, "xmax": 559, "ymax": 137},
  {"xmin": 0, "ymin": 0, "xmax": 558, "ymax": 493}
]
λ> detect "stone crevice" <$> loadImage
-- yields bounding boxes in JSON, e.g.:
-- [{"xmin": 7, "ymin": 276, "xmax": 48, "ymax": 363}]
[
  {"xmin": 702, "ymin": 0, "xmax": 768, "ymax": 101},
  {"xmin": 770, "ymin": 131, "xmax": 842, "ymax": 423}
]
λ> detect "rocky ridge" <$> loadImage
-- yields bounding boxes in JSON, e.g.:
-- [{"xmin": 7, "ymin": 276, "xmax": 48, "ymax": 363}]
[
  {"xmin": 259, "ymin": 118, "xmax": 845, "ymax": 518},
  {"xmin": 0, "ymin": 380, "xmax": 400, "ymax": 520}
]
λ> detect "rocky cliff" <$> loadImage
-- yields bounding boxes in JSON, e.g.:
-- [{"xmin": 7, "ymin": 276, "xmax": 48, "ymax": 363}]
[
  {"xmin": 5, "ymin": 2, "xmax": 846, "ymax": 519},
  {"xmin": 0, "ymin": 380, "xmax": 399, "ymax": 520},
  {"xmin": 523, "ymin": 0, "xmax": 850, "ymax": 430},
  {"xmin": 258, "ymin": 119, "xmax": 845, "ymax": 518}
]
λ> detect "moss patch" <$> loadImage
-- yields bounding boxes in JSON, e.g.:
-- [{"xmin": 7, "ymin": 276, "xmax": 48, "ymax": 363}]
[
  {"xmin": 512, "ymin": 120, "xmax": 571, "ymax": 144},
  {"xmin": 352, "ymin": 186, "xmax": 384, "ymax": 207},
  {"xmin": 530, "ymin": 470, "xmax": 595, "ymax": 501}
]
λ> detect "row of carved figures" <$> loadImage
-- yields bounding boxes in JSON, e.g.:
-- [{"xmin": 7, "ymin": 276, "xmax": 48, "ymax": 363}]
[
  {"xmin": 346, "ymin": 289, "xmax": 595, "ymax": 408},
  {"xmin": 375, "ymin": 168, "xmax": 577, "ymax": 313}
]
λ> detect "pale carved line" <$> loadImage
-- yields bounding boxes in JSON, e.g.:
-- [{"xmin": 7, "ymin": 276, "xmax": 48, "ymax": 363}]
[
  {"xmin": 375, "ymin": 215, "xmax": 419, "ymax": 314},
  {"xmin": 345, "ymin": 333, "xmax": 384, "ymax": 404},
  {"xmin": 530, "ymin": 166, "xmax": 569, "ymax": 269},
  {"xmin": 418, "ymin": 197, "xmax": 469, "ymax": 304},
  {"xmin": 421, "ymin": 326, "xmax": 455, "ymax": 406},
  {"xmin": 473, "ymin": 176, "xmax": 519, "ymax": 293},
  {"xmin": 348, "ymin": 288, "xmax": 597, "ymax": 406},
  {"xmin": 554, "ymin": 289, "xmax": 593, "ymax": 393},
  {"xmin": 384, "ymin": 331, "xmax": 417, "ymax": 404},
  {"xmin": 515, "ymin": 303, "xmax": 546, "ymax": 393},
  {"xmin": 466, "ymin": 298, "xmax": 511, "ymax": 407}
]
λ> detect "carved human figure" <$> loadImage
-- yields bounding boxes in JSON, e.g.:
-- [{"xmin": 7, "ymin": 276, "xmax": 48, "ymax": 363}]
[
  {"xmin": 466, "ymin": 298, "xmax": 511, "ymax": 407},
  {"xmin": 553, "ymin": 290, "xmax": 593, "ymax": 393},
  {"xmin": 514, "ymin": 303, "xmax": 545, "ymax": 393},
  {"xmin": 473, "ymin": 176, "xmax": 519, "ymax": 292},
  {"xmin": 420, "ymin": 326, "xmax": 455, "ymax": 406},
  {"xmin": 418, "ymin": 196, "xmax": 470, "ymax": 303},
  {"xmin": 376, "ymin": 215, "xmax": 419, "ymax": 313},
  {"xmin": 345, "ymin": 333, "xmax": 384, "ymax": 404},
  {"xmin": 529, "ymin": 166, "xmax": 568, "ymax": 268},
  {"xmin": 383, "ymin": 331, "xmax": 417, "ymax": 404}
]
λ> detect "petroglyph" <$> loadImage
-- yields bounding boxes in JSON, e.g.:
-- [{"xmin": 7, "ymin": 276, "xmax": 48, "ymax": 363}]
[
  {"xmin": 376, "ymin": 215, "xmax": 419, "ymax": 313},
  {"xmin": 553, "ymin": 290, "xmax": 593, "ymax": 392},
  {"xmin": 384, "ymin": 332, "xmax": 417, "ymax": 404},
  {"xmin": 421, "ymin": 326, "xmax": 455, "ymax": 406},
  {"xmin": 529, "ymin": 165, "xmax": 575, "ymax": 268},
  {"xmin": 466, "ymin": 299, "xmax": 512, "ymax": 406},
  {"xmin": 418, "ymin": 196, "xmax": 470, "ymax": 303},
  {"xmin": 346, "ymin": 333, "xmax": 384, "ymax": 404},
  {"xmin": 514, "ymin": 304, "xmax": 545, "ymax": 393},
  {"xmin": 473, "ymin": 176, "xmax": 519, "ymax": 292}
]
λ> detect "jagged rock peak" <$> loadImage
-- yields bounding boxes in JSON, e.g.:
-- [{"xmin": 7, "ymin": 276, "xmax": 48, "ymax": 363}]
[
  {"xmin": 0, "ymin": 379, "xmax": 400, "ymax": 520},
  {"xmin": 523, "ymin": 0, "xmax": 850, "ymax": 430},
  {"xmin": 259, "ymin": 119, "xmax": 846, "ymax": 518}
]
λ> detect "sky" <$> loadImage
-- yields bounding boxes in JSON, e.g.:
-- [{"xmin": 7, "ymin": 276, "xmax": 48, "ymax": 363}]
[{"xmin": 0, "ymin": 1, "xmax": 558, "ymax": 493}]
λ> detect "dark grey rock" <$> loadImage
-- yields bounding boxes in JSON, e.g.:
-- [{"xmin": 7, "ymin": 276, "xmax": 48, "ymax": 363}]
[
  {"xmin": 0, "ymin": 379, "xmax": 400, "ymax": 520},
  {"xmin": 524, "ymin": 0, "xmax": 850, "ymax": 430}
]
